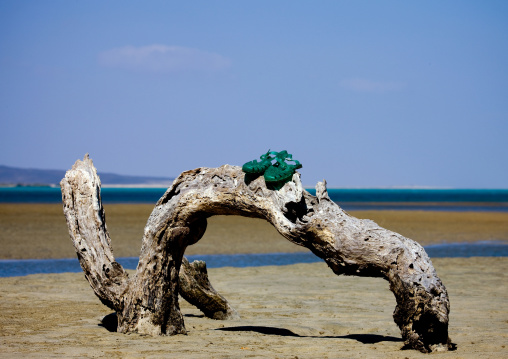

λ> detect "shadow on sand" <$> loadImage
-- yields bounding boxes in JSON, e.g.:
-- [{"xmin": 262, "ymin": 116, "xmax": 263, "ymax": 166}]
[
  {"xmin": 100, "ymin": 314, "xmax": 402, "ymax": 345},
  {"xmin": 216, "ymin": 325, "xmax": 403, "ymax": 344}
]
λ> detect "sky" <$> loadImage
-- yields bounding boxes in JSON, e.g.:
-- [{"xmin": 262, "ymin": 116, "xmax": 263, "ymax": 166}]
[{"xmin": 1, "ymin": 1, "xmax": 507, "ymax": 188}]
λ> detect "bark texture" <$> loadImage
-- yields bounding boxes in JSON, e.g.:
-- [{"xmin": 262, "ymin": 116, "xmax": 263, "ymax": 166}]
[
  {"xmin": 61, "ymin": 155, "xmax": 451, "ymax": 353},
  {"xmin": 60, "ymin": 155, "xmax": 237, "ymax": 336},
  {"xmin": 179, "ymin": 257, "xmax": 239, "ymax": 320}
]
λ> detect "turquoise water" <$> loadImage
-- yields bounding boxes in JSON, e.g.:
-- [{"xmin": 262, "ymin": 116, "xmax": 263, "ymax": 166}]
[
  {"xmin": 1, "ymin": 187, "xmax": 506, "ymax": 277},
  {"xmin": 1, "ymin": 241, "xmax": 507, "ymax": 277},
  {"xmin": 0, "ymin": 187, "xmax": 167, "ymax": 204},
  {"xmin": 1, "ymin": 187, "xmax": 508, "ymax": 211}
]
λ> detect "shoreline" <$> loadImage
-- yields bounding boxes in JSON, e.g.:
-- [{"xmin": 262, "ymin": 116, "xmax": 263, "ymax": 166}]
[
  {"xmin": 1, "ymin": 239, "xmax": 507, "ymax": 263},
  {"xmin": 1, "ymin": 203, "xmax": 508, "ymax": 260},
  {"xmin": 2, "ymin": 242, "xmax": 508, "ymax": 278}
]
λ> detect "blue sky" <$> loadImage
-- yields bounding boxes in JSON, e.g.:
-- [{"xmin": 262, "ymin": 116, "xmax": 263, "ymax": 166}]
[{"xmin": 1, "ymin": 1, "xmax": 507, "ymax": 188}]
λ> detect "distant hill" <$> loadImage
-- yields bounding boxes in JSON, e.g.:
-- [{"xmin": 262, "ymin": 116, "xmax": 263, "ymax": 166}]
[{"xmin": 0, "ymin": 165, "xmax": 175, "ymax": 187}]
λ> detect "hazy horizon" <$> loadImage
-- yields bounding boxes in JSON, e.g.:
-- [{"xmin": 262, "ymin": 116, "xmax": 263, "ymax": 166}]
[{"xmin": 2, "ymin": 162, "xmax": 507, "ymax": 189}]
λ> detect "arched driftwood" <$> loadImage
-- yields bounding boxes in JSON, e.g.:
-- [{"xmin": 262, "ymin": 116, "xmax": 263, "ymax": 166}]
[{"xmin": 61, "ymin": 155, "xmax": 451, "ymax": 353}]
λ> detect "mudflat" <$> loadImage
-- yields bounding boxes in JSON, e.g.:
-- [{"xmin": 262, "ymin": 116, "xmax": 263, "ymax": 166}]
[
  {"xmin": 1, "ymin": 204, "xmax": 508, "ymax": 357},
  {"xmin": 0, "ymin": 258, "xmax": 507, "ymax": 358},
  {"xmin": 1, "ymin": 203, "xmax": 507, "ymax": 259}
]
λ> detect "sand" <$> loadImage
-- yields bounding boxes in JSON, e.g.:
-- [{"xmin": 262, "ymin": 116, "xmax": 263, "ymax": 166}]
[
  {"xmin": 1, "ymin": 204, "xmax": 508, "ymax": 357},
  {"xmin": 1, "ymin": 258, "xmax": 507, "ymax": 358},
  {"xmin": 1, "ymin": 204, "xmax": 508, "ymax": 259}
]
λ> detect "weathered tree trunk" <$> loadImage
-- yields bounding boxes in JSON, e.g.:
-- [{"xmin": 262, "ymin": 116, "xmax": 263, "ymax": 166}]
[
  {"xmin": 60, "ymin": 155, "xmax": 237, "ymax": 335},
  {"xmin": 61, "ymin": 155, "xmax": 451, "ymax": 353}
]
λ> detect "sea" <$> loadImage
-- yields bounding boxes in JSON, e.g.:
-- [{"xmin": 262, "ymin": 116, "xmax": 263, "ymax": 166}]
[
  {"xmin": 1, "ymin": 186, "xmax": 508, "ymax": 211},
  {"xmin": 1, "ymin": 187, "xmax": 507, "ymax": 277}
]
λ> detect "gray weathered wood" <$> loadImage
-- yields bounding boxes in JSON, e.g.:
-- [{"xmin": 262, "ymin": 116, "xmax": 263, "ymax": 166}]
[
  {"xmin": 179, "ymin": 257, "xmax": 239, "ymax": 320},
  {"xmin": 61, "ymin": 155, "xmax": 237, "ymax": 335},
  {"xmin": 61, "ymin": 155, "xmax": 451, "ymax": 353}
]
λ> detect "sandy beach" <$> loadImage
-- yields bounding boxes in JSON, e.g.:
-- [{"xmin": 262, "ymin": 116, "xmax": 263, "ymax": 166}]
[
  {"xmin": 1, "ymin": 258, "xmax": 507, "ymax": 358},
  {"xmin": 1, "ymin": 203, "xmax": 508, "ymax": 357}
]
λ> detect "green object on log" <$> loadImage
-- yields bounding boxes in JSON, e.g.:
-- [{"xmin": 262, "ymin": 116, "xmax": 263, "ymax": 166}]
[
  {"xmin": 242, "ymin": 150, "xmax": 302, "ymax": 189},
  {"xmin": 241, "ymin": 150, "xmax": 275, "ymax": 175},
  {"xmin": 264, "ymin": 150, "xmax": 302, "ymax": 184}
]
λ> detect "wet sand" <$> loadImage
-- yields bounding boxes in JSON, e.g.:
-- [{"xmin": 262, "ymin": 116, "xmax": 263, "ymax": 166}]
[
  {"xmin": 1, "ymin": 204, "xmax": 507, "ymax": 357},
  {"xmin": 1, "ymin": 258, "xmax": 507, "ymax": 358},
  {"xmin": 1, "ymin": 204, "xmax": 508, "ymax": 259}
]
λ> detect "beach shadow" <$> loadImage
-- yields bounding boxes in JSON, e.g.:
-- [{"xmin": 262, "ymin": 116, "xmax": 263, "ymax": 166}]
[
  {"xmin": 99, "ymin": 312, "xmax": 118, "ymax": 332},
  {"xmin": 184, "ymin": 313, "xmax": 205, "ymax": 318},
  {"xmin": 218, "ymin": 325, "xmax": 300, "ymax": 337},
  {"xmin": 216, "ymin": 325, "xmax": 402, "ymax": 344},
  {"xmin": 340, "ymin": 333, "xmax": 403, "ymax": 344},
  {"xmin": 98, "ymin": 317, "xmax": 404, "ymax": 346}
]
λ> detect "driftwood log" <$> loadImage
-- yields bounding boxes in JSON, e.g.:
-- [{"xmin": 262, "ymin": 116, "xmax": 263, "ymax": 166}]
[{"xmin": 61, "ymin": 155, "xmax": 451, "ymax": 353}]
